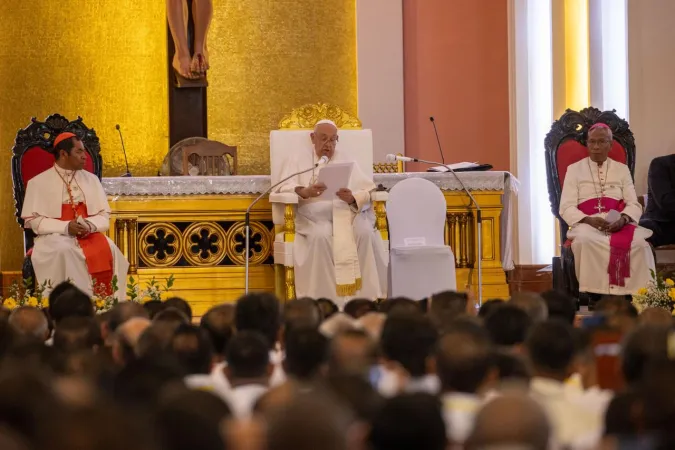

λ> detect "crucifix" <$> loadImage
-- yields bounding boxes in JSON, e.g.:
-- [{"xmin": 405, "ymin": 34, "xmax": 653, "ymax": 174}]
[{"xmin": 166, "ymin": 0, "xmax": 213, "ymax": 147}]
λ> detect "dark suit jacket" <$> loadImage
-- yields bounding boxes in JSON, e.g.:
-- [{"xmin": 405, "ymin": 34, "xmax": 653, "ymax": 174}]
[{"xmin": 642, "ymin": 154, "xmax": 675, "ymax": 222}]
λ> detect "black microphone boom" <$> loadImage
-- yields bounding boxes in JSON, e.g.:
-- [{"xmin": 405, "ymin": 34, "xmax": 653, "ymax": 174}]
[
  {"xmin": 429, "ymin": 116, "xmax": 445, "ymax": 165},
  {"xmin": 115, "ymin": 124, "xmax": 132, "ymax": 177}
]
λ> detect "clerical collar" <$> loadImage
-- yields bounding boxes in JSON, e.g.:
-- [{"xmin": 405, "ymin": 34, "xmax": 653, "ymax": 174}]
[{"xmin": 54, "ymin": 163, "xmax": 76, "ymax": 177}]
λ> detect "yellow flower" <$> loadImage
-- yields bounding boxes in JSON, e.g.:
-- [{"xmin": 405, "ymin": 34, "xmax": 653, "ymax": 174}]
[
  {"xmin": 669, "ymin": 288, "xmax": 675, "ymax": 301},
  {"xmin": 41, "ymin": 297, "xmax": 49, "ymax": 308},
  {"xmin": 26, "ymin": 296, "xmax": 38, "ymax": 307},
  {"xmin": 93, "ymin": 297, "xmax": 106, "ymax": 310},
  {"xmin": 3, "ymin": 298, "xmax": 17, "ymax": 310},
  {"xmin": 637, "ymin": 287, "xmax": 648, "ymax": 296}
]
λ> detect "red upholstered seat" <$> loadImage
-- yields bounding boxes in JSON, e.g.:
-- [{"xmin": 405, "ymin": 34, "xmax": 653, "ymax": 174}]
[
  {"xmin": 556, "ymin": 139, "xmax": 627, "ymax": 186},
  {"xmin": 20, "ymin": 145, "xmax": 95, "ymax": 187}
]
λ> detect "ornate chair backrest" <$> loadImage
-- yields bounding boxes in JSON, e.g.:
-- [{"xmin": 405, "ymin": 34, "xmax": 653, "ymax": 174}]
[
  {"xmin": 544, "ymin": 107, "xmax": 635, "ymax": 243},
  {"xmin": 181, "ymin": 140, "xmax": 237, "ymax": 176},
  {"xmin": 374, "ymin": 155, "xmax": 404, "ymax": 174},
  {"xmin": 11, "ymin": 114, "xmax": 102, "ymax": 251}
]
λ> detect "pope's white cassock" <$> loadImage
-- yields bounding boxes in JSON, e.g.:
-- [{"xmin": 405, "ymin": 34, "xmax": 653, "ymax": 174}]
[
  {"xmin": 276, "ymin": 150, "xmax": 388, "ymax": 305},
  {"xmin": 560, "ymin": 157, "xmax": 654, "ymax": 295},
  {"xmin": 21, "ymin": 165, "xmax": 129, "ymax": 301}
]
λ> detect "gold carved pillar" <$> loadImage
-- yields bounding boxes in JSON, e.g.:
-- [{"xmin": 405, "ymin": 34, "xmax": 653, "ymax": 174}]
[
  {"xmin": 283, "ymin": 204, "xmax": 296, "ymax": 300},
  {"xmin": 373, "ymin": 200, "xmax": 388, "ymax": 241},
  {"xmin": 114, "ymin": 218, "xmax": 139, "ymax": 275}
]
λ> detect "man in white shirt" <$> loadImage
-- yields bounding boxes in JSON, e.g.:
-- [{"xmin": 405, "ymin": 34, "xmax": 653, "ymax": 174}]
[
  {"xmin": 21, "ymin": 133, "xmax": 128, "ymax": 301},
  {"xmin": 560, "ymin": 123, "xmax": 654, "ymax": 298},
  {"xmin": 223, "ymin": 331, "xmax": 272, "ymax": 419}
]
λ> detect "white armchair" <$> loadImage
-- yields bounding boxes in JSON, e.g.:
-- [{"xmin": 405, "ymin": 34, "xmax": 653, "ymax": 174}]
[
  {"xmin": 386, "ymin": 177, "xmax": 457, "ymax": 300},
  {"xmin": 269, "ymin": 128, "xmax": 389, "ymax": 301}
]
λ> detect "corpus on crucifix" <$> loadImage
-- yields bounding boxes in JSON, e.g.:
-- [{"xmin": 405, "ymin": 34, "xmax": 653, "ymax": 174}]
[{"xmin": 167, "ymin": 0, "xmax": 213, "ymax": 85}]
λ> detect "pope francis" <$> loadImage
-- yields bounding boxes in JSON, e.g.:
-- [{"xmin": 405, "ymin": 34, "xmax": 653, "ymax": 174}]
[
  {"xmin": 276, "ymin": 120, "xmax": 388, "ymax": 305},
  {"xmin": 21, "ymin": 132, "xmax": 129, "ymax": 301}
]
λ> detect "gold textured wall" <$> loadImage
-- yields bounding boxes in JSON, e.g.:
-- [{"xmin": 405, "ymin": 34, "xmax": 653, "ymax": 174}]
[
  {"xmin": 0, "ymin": 1, "xmax": 167, "ymax": 271},
  {"xmin": 207, "ymin": 0, "xmax": 358, "ymax": 175}
]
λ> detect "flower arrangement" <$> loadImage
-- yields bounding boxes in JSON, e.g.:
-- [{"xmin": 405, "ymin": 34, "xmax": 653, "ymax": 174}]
[
  {"xmin": 631, "ymin": 269, "xmax": 675, "ymax": 314},
  {"xmin": 1, "ymin": 274, "xmax": 175, "ymax": 314}
]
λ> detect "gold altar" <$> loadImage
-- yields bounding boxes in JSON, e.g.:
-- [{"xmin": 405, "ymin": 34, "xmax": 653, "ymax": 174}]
[{"xmin": 106, "ymin": 173, "xmax": 511, "ymax": 317}]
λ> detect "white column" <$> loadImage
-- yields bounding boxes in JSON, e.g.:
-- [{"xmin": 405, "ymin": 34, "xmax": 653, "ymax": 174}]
[
  {"xmin": 510, "ymin": 0, "xmax": 556, "ymax": 265},
  {"xmin": 590, "ymin": 0, "xmax": 628, "ymax": 119},
  {"xmin": 356, "ymin": 0, "xmax": 405, "ymax": 162}
]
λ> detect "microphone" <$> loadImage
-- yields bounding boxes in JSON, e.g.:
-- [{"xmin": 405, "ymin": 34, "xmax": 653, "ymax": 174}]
[
  {"xmin": 244, "ymin": 158, "xmax": 326, "ymax": 293},
  {"xmin": 115, "ymin": 124, "xmax": 132, "ymax": 177},
  {"xmin": 386, "ymin": 154, "xmax": 415, "ymax": 163},
  {"xmin": 429, "ymin": 116, "xmax": 446, "ymax": 165}
]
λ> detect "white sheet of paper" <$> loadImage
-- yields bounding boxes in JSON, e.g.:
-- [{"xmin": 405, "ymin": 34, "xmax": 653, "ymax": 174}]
[
  {"xmin": 605, "ymin": 209, "xmax": 621, "ymax": 223},
  {"xmin": 76, "ymin": 216, "xmax": 87, "ymax": 227},
  {"xmin": 316, "ymin": 162, "xmax": 354, "ymax": 200}
]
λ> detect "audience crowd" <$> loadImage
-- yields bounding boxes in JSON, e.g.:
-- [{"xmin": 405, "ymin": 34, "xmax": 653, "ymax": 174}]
[{"xmin": 0, "ymin": 283, "xmax": 673, "ymax": 450}]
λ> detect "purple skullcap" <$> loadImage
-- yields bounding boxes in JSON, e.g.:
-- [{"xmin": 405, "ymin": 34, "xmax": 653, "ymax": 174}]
[{"xmin": 589, "ymin": 123, "xmax": 610, "ymax": 132}]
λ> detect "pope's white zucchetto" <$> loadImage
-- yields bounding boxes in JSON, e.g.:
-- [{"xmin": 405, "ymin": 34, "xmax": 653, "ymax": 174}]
[{"xmin": 314, "ymin": 119, "xmax": 338, "ymax": 130}]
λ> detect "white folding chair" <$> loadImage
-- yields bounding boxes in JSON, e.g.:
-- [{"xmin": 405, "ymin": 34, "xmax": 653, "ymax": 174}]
[{"xmin": 386, "ymin": 178, "xmax": 456, "ymax": 300}]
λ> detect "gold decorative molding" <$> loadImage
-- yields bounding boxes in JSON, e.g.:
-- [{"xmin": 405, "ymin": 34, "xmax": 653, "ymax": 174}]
[
  {"xmin": 285, "ymin": 266, "xmax": 296, "ymax": 300},
  {"xmin": 373, "ymin": 154, "xmax": 404, "ymax": 174},
  {"xmin": 138, "ymin": 223, "xmax": 182, "ymax": 268},
  {"xmin": 182, "ymin": 222, "xmax": 228, "ymax": 267},
  {"xmin": 279, "ymin": 103, "xmax": 362, "ymax": 130},
  {"xmin": 284, "ymin": 205, "xmax": 296, "ymax": 243},
  {"xmin": 226, "ymin": 222, "xmax": 273, "ymax": 266},
  {"xmin": 373, "ymin": 200, "xmax": 389, "ymax": 241}
]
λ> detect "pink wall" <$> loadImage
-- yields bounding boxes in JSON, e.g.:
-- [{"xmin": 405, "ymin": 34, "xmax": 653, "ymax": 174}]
[{"xmin": 403, "ymin": 0, "xmax": 510, "ymax": 172}]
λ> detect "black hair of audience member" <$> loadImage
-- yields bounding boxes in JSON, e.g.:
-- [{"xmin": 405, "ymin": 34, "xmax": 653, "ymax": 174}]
[
  {"xmin": 48, "ymin": 285, "xmax": 94, "ymax": 324},
  {"xmin": 595, "ymin": 295, "xmax": 639, "ymax": 317},
  {"xmin": 1, "ymin": 337, "xmax": 54, "ymax": 375},
  {"xmin": 0, "ymin": 371, "xmax": 61, "ymax": 445},
  {"xmin": 53, "ymin": 316, "xmax": 102, "ymax": 353},
  {"xmin": 284, "ymin": 326, "xmax": 328, "ymax": 381},
  {"xmin": 494, "ymin": 349, "xmax": 530, "ymax": 382},
  {"xmin": 323, "ymin": 374, "xmax": 385, "ymax": 423},
  {"xmin": 283, "ymin": 298, "xmax": 322, "ymax": 335},
  {"xmin": 428, "ymin": 290, "xmax": 469, "ymax": 328},
  {"xmin": 477, "ymin": 299, "xmax": 504, "ymax": 318},
  {"xmin": 484, "ymin": 303, "xmax": 532, "ymax": 347},
  {"xmin": 603, "ymin": 388, "xmax": 645, "ymax": 436},
  {"xmin": 143, "ymin": 300, "xmax": 166, "ymax": 320},
  {"xmin": 154, "ymin": 307, "xmax": 190, "ymax": 326},
  {"xmin": 199, "ymin": 304, "xmax": 235, "ymax": 357},
  {"xmin": 381, "ymin": 312, "xmax": 438, "ymax": 377},
  {"xmin": 113, "ymin": 354, "xmax": 186, "ymax": 410},
  {"xmin": 163, "ymin": 297, "xmax": 193, "ymax": 322},
  {"xmin": 48, "ymin": 281, "xmax": 76, "ymax": 307},
  {"xmin": 137, "ymin": 322, "xmax": 179, "ymax": 358},
  {"xmin": 156, "ymin": 389, "xmax": 231, "ymax": 450},
  {"xmin": 525, "ymin": 319, "xmax": 575, "ymax": 379},
  {"xmin": 621, "ymin": 324, "xmax": 670, "ymax": 386},
  {"xmin": 328, "ymin": 328, "xmax": 378, "ymax": 376},
  {"xmin": 436, "ymin": 320, "xmax": 494, "ymax": 393},
  {"xmin": 0, "ymin": 320, "xmax": 18, "ymax": 359},
  {"xmin": 37, "ymin": 403, "xmax": 155, "ymax": 450},
  {"xmin": 378, "ymin": 297, "xmax": 422, "ymax": 316},
  {"xmin": 0, "ymin": 307, "xmax": 11, "ymax": 324},
  {"xmin": 225, "ymin": 330, "xmax": 270, "ymax": 379},
  {"xmin": 344, "ymin": 298, "xmax": 378, "ymax": 319},
  {"xmin": 541, "ymin": 290, "xmax": 577, "ymax": 324},
  {"xmin": 316, "ymin": 298, "xmax": 339, "ymax": 320},
  {"xmin": 170, "ymin": 324, "xmax": 214, "ymax": 375},
  {"xmin": 108, "ymin": 302, "xmax": 148, "ymax": 334},
  {"xmin": 235, "ymin": 292, "xmax": 281, "ymax": 349},
  {"xmin": 369, "ymin": 393, "xmax": 447, "ymax": 450}
]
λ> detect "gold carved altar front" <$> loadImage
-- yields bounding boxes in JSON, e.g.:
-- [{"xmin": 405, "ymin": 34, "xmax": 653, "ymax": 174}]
[{"xmin": 105, "ymin": 173, "xmax": 512, "ymax": 317}]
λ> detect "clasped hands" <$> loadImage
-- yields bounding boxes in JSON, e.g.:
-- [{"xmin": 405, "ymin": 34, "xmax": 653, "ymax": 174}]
[
  {"xmin": 582, "ymin": 215, "xmax": 629, "ymax": 233},
  {"xmin": 296, "ymin": 183, "xmax": 356, "ymax": 204},
  {"xmin": 68, "ymin": 220, "xmax": 90, "ymax": 238}
]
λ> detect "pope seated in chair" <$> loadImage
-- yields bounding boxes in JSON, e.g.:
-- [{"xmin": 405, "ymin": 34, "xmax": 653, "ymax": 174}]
[
  {"xmin": 560, "ymin": 123, "xmax": 654, "ymax": 299},
  {"xmin": 21, "ymin": 132, "xmax": 129, "ymax": 301},
  {"xmin": 276, "ymin": 120, "xmax": 388, "ymax": 305}
]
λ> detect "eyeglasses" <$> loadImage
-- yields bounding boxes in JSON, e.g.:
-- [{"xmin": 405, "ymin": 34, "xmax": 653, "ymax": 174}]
[
  {"xmin": 317, "ymin": 135, "xmax": 339, "ymax": 144},
  {"xmin": 588, "ymin": 139, "xmax": 611, "ymax": 146}
]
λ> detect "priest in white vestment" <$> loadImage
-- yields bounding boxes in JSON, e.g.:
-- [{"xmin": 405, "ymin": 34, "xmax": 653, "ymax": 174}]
[
  {"xmin": 559, "ymin": 123, "xmax": 654, "ymax": 296},
  {"xmin": 21, "ymin": 132, "xmax": 129, "ymax": 301},
  {"xmin": 276, "ymin": 120, "xmax": 388, "ymax": 305}
]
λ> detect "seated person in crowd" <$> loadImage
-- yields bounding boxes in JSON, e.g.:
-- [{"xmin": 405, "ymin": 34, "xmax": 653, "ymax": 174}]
[
  {"xmin": 276, "ymin": 120, "xmax": 388, "ymax": 306},
  {"xmin": 560, "ymin": 123, "xmax": 654, "ymax": 300},
  {"xmin": 639, "ymin": 153, "xmax": 675, "ymax": 246},
  {"xmin": 21, "ymin": 133, "xmax": 129, "ymax": 301}
]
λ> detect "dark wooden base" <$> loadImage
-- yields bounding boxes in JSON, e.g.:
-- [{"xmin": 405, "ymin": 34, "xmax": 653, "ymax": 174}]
[{"xmin": 507, "ymin": 265, "xmax": 553, "ymax": 295}]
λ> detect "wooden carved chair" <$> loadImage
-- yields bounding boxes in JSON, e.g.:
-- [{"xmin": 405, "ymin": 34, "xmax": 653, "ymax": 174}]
[
  {"xmin": 11, "ymin": 114, "xmax": 102, "ymax": 285},
  {"xmin": 181, "ymin": 140, "xmax": 237, "ymax": 176},
  {"xmin": 373, "ymin": 155, "xmax": 404, "ymax": 174},
  {"xmin": 269, "ymin": 103, "xmax": 389, "ymax": 301},
  {"xmin": 544, "ymin": 107, "xmax": 635, "ymax": 302}
]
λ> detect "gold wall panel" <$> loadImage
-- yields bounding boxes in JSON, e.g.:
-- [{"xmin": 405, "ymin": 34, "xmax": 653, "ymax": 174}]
[
  {"xmin": 207, "ymin": 0, "xmax": 358, "ymax": 175},
  {"xmin": 0, "ymin": 1, "xmax": 168, "ymax": 271}
]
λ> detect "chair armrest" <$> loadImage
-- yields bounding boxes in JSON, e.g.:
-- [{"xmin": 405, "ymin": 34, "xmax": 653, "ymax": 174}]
[
  {"xmin": 269, "ymin": 192, "xmax": 299, "ymax": 204},
  {"xmin": 371, "ymin": 191, "xmax": 389, "ymax": 202}
]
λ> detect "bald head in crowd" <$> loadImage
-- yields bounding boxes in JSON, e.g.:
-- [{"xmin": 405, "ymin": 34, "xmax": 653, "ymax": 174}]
[
  {"xmin": 466, "ymin": 394, "xmax": 550, "ymax": 450},
  {"xmin": 8, "ymin": 307, "xmax": 49, "ymax": 341},
  {"xmin": 113, "ymin": 317, "xmax": 151, "ymax": 365}
]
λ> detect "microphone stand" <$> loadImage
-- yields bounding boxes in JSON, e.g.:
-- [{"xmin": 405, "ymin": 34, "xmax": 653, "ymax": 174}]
[
  {"xmin": 244, "ymin": 163, "xmax": 320, "ymax": 294},
  {"xmin": 398, "ymin": 156, "xmax": 483, "ymax": 307}
]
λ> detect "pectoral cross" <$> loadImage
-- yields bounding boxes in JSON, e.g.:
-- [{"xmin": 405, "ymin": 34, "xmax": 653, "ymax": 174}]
[{"xmin": 595, "ymin": 199, "xmax": 605, "ymax": 214}]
